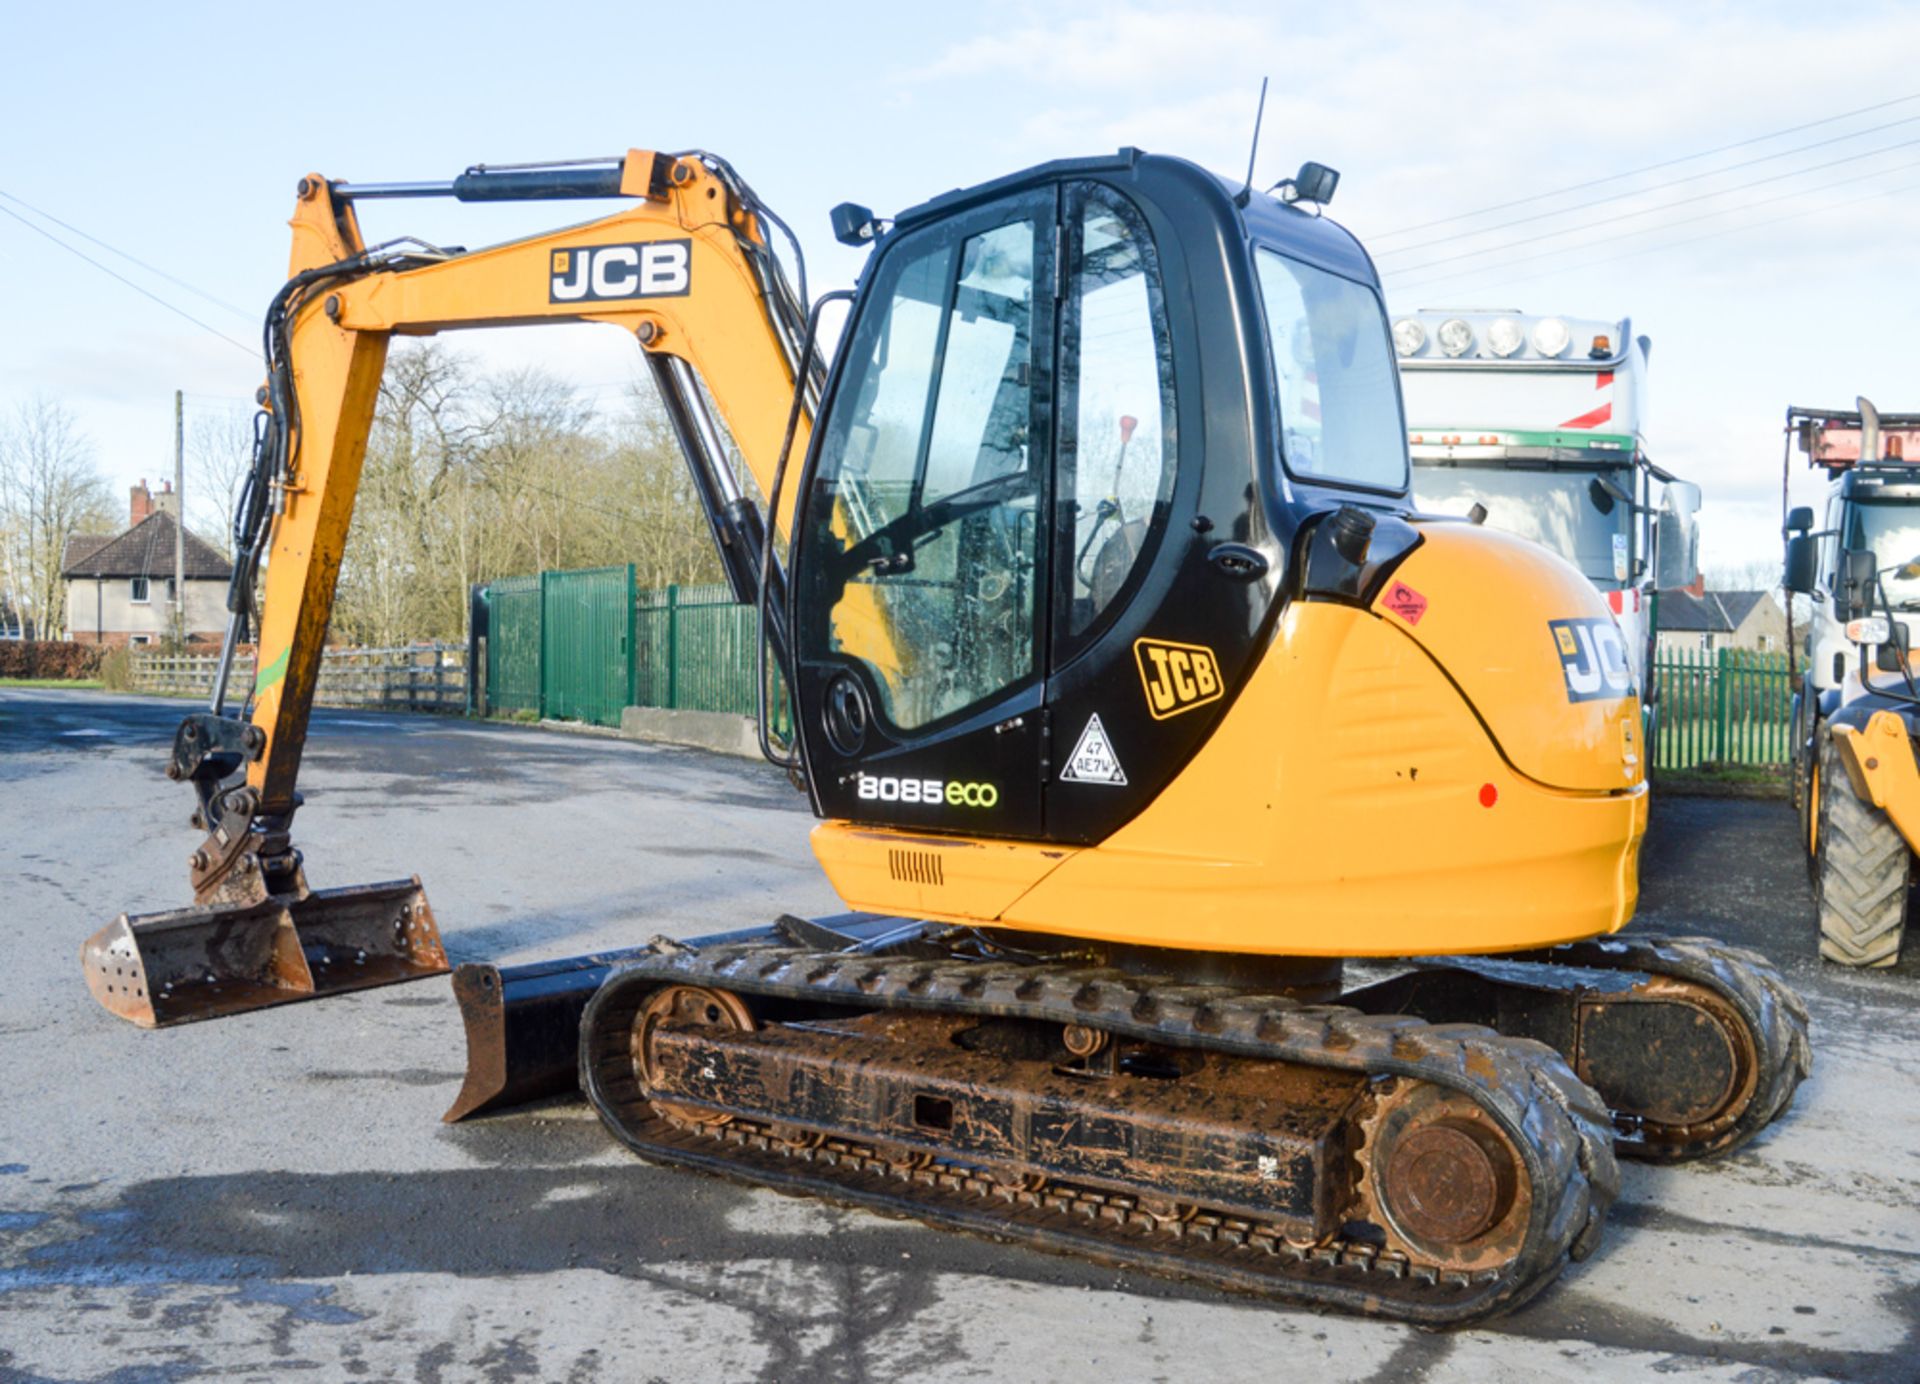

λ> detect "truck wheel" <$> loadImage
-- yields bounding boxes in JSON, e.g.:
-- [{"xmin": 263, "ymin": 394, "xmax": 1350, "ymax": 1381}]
[
  {"xmin": 1797, "ymin": 712, "xmax": 1821, "ymax": 873},
  {"xmin": 1814, "ymin": 733, "xmax": 1910, "ymax": 967}
]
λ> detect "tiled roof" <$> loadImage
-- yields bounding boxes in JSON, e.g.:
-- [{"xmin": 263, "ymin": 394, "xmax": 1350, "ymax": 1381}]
[
  {"xmin": 1659, "ymin": 589, "xmax": 1775, "ymax": 633},
  {"xmin": 61, "ymin": 511, "xmax": 231, "ymax": 580}
]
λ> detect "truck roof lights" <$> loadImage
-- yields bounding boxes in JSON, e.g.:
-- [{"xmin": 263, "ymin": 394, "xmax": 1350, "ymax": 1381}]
[
  {"xmin": 1589, "ymin": 333, "xmax": 1613, "ymax": 359},
  {"xmin": 1392, "ymin": 318, "xmax": 1426, "ymax": 357},
  {"xmin": 1487, "ymin": 318, "xmax": 1525, "ymax": 358},
  {"xmin": 1530, "ymin": 317, "xmax": 1571, "ymax": 358},
  {"xmin": 1437, "ymin": 317, "xmax": 1474, "ymax": 357}
]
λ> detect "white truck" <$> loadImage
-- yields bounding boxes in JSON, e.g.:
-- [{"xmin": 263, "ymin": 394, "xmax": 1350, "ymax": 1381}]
[{"xmin": 1392, "ymin": 309, "xmax": 1700, "ymax": 722}]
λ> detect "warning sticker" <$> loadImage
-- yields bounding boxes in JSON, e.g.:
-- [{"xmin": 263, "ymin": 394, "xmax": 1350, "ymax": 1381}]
[
  {"xmin": 1060, "ymin": 714, "xmax": 1127, "ymax": 786},
  {"xmin": 1381, "ymin": 581, "xmax": 1428, "ymax": 625}
]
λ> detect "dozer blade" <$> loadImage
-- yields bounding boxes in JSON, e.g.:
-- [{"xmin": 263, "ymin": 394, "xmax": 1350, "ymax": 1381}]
[
  {"xmin": 82, "ymin": 877, "xmax": 446, "ymax": 1028},
  {"xmin": 443, "ymin": 914, "xmax": 892, "ymax": 1122},
  {"xmin": 443, "ymin": 950, "xmax": 639, "ymax": 1122}
]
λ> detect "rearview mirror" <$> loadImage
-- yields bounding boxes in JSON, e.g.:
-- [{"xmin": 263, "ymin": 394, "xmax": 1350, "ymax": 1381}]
[
  {"xmin": 1655, "ymin": 481, "xmax": 1702, "ymax": 589},
  {"xmin": 1588, "ymin": 474, "xmax": 1631, "ymax": 515},
  {"xmin": 1841, "ymin": 548, "xmax": 1878, "ymax": 618},
  {"xmin": 1784, "ymin": 534, "xmax": 1819, "ymax": 595},
  {"xmin": 1785, "ymin": 505, "xmax": 1815, "ymax": 534},
  {"xmin": 1879, "ymin": 621, "xmax": 1913, "ymax": 672}
]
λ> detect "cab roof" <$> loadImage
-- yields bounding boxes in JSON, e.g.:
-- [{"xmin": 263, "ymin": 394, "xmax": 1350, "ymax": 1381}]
[{"xmin": 889, "ymin": 148, "xmax": 1381, "ymax": 288}]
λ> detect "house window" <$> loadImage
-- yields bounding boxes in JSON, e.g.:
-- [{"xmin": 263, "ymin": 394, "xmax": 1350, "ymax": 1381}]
[
  {"xmin": 1758, "ymin": 634, "xmax": 1773, "ymax": 652},
  {"xmin": 129, "ymin": 576, "xmax": 150, "ymax": 604},
  {"xmin": 130, "ymin": 634, "xmax": 152, "ymax": 646}
]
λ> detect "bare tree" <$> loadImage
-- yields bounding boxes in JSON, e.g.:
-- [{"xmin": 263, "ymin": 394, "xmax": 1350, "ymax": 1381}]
[
  {"xmin": 1703, "ymin": 559, "xmax": 1782, "ymax": 594},
  {"xmin": 185, "ymin": 408, "xmax": 258, "ymax": 556},
  {"xmin": 0, "ymin": 396, "xmax": 113, "ymax": 639},
  {"xmin": 323, "ymin": 343, "xmax": 727, "ymax": 646}
]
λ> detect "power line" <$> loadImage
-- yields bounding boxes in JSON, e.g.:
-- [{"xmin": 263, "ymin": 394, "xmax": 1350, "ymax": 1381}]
[
  {"xmin": 1374, "ymin": 112, "xmax": 1920, "ymax": 259},
  {"xmin": 1389, "ymin": 153, "xmax": 1920, "ymax": 297},
  {"xmin": 1380, "ymin": 135, "xmax": 1920, "ymax": 278},
  {"xmin": 1368, "ymin": 91, "xmax": 1920, "ymax": 240},
  {"xmin": 0, "ymin": 188, "xmax": 257, "ymax": 321},
  {"xmin": 0, "ymin": 202, "xmax": 261, "ymax": 360},
  {"xmin": 1387, "ymin": 176, "xmax": 1920, "ymax": 303}
]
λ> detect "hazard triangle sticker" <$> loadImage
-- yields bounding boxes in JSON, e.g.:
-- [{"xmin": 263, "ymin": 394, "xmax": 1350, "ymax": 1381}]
[{"xmin": 1060, "ymin": 714, "xmax": 1127, "ymax": 786}]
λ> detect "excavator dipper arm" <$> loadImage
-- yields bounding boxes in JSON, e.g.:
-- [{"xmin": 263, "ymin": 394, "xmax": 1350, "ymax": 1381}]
[{"xmin": 84, "ymin": 150, "xmax": 815, "ymax": 1026}]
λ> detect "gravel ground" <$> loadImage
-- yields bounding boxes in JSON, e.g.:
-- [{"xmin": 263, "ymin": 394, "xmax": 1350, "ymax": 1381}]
[{"xmin": 1, "ymin": 688, "xmax": 1916, "ymax": 1383}]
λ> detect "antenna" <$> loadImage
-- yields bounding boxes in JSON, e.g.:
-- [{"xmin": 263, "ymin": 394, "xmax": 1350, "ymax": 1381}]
[{"xmin": 1234, "ymin": 78, "xmax": 1269, "ymax": 209}]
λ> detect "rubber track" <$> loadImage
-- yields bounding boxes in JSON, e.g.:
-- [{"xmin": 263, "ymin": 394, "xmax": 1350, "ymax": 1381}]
[
  {"xmin": 1815, "ymin": 735, "xmax": 1911, "ymax": 968},
  {"xmin": 1522, "ymin": 934, "xmax": 1813, "ymax": 1160},
  {"xmin": 580, "ymin": 942, "xmax": 1621, "ymax": 1325}
]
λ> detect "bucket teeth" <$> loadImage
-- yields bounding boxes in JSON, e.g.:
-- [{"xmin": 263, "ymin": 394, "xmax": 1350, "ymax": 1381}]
[{"xmin": 81, "ymin": 877, "xmax": 447, "ymax": 1027}]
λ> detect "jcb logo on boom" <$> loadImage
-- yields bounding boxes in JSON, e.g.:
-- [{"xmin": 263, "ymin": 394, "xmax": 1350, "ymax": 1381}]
[
  {"xmin": 1134, "ymin": 638, "xmax": 1223, "ymax": 720},
  {"xmin": 549, "ymin": 239, "xmax": 692, "ymax": 303},
  {"xmin": 857, "ymin": 775, "xmax": 999, "ymax": 809},
  {"xmin": 1549, "ymin": 617, "xmax": 1635, "ymax": 703}
]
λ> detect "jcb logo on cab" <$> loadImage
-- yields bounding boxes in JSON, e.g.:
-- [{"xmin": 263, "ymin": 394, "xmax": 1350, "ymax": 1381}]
[
  {"xmin": 1134, "ymin": 638, "xmax": 1223, "ymax": 720},
  {"xmin": 549, "ymin": 239, "xmax": 693, "ymax": 303}
]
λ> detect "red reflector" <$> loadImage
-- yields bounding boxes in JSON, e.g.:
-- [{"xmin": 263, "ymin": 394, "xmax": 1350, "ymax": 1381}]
[{"xmin": 1479, "ymin": 783, "xmax": 1498, "ymax": 808}]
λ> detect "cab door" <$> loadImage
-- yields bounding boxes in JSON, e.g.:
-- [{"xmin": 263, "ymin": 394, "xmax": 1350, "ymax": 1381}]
[
  {"xmin": 793, "ymin": 190, "xmax": 1055, "ymax": 837},
  {"xmin": 1042, "ymin": 182, "xmax": 1205, "ymax": 844}
]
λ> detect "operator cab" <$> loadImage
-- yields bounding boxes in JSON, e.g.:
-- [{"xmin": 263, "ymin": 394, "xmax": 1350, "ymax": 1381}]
[{"xmin": 790, "ymin": 150, "xmax": 1412, "ymax": 844}]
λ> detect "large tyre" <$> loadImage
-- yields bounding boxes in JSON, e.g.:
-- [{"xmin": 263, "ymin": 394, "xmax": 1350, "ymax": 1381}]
[
  {"xmin": 1814, "ymin": 733, "xmax": 1910, "ymax": 967},
  {"xmin": 1797, "ymin": 707, "xmax": 1821, "ymax": 876}
]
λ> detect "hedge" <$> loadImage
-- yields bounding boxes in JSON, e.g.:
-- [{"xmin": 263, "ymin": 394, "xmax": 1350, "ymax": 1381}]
[{"xmin": 0, "ymin": 641, "xmax": 105, "ymax": 680}]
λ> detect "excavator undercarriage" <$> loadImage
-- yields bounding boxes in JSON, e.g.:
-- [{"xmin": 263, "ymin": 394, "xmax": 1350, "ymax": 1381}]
[{"xmin": 550, "ymin": 919, "xmax": 1805, "ymax": 1323}]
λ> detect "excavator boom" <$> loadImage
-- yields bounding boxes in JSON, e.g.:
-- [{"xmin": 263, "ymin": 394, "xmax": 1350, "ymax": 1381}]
[{"xmin": 83, "ymin": 149, "xmax": 817, "ymax": 1025}]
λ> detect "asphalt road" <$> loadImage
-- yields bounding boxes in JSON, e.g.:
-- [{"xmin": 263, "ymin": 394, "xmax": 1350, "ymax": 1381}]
[{"xmin": 1, "ymin": 688, "xmax": 1916, "ymax": 1383}]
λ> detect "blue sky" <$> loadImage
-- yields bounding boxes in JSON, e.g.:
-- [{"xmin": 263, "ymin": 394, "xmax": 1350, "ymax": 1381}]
[{"xmin": 3, "ymin": 0, "xmax": 1916, "ymax": 571}]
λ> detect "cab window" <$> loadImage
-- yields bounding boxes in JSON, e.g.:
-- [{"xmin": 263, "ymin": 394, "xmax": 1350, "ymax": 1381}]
[
  {"xmin": 1254, "ymin": 250, "xmax": 1406, "ymax": 492},
  {"xmin": 1058, "ymin": 187, "xmax": 1176, "ymax": 645},
  {"xmin": 803, "ymin": 209, "xmax": 1043, "ymax": 732}
]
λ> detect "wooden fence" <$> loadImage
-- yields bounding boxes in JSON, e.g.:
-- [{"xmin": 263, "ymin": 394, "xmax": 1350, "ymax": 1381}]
[{"xmin": 130, "ymin": 643, "xmax": 467, "ymax": 713}]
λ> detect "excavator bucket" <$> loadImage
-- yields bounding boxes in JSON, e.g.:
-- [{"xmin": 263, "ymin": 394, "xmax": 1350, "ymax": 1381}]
[{"xmin": 82, "ymin": 877, "xmax": 445, "ymax": 1028}]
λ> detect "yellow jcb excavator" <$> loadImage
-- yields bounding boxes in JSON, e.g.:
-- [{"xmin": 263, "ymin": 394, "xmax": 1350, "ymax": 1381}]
[{"xmin": 85, "ymin": 145, "xmax": 1809, "ymax": 1323}]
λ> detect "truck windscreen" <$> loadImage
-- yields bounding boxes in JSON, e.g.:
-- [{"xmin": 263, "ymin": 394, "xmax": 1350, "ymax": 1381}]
[
  {"xmin": 1846, "ymin": 499, "xmax": 1920, "ymax": 609},
  {"xmin": 1414, "ymin": 464, "xmax": 1631, "ymax": 584}
]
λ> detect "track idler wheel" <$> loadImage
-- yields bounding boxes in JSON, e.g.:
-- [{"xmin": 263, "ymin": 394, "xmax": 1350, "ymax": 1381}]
[
  {"xmin": 1363, "ymin": 1083, "xmax": 1529, "ymax": 1275},
  {"xmin": 633, "ymin": 985, "xmax": 756, "ymax": 1128}
]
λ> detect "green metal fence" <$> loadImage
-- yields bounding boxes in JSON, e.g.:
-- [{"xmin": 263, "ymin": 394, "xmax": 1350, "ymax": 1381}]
[
  {"xmin": 544, "ymin": 565, "xmax": 634, "ymax": 727},
  {"xmin": 484, "ymin": 574, "xmax": 542, "ymax": 716},
  {"xmin": 480, "ymin": 568, "xmax": 788, "ymax": 734},
  {"xmin": 1652, "ymin": 645, "xmax": 1794, "ymax": 768}
]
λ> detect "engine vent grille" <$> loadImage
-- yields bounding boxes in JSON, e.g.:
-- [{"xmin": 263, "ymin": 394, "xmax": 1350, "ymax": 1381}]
[{"xmin": 888, "ymin": 849, "xmax": 944, "ymax": 887}]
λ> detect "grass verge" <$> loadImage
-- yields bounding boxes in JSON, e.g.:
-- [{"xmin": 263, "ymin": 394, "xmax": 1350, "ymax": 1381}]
[{"xmin": 1653, "ymin": 761, "xmax": 1790, "ymax": 800}]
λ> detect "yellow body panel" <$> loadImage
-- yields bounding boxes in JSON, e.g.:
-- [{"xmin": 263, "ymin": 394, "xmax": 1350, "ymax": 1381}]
[
  {"xmin": 1832, "ymin": 711, "xmax": 1920, "ymax": 849},
  {"xmin": 809, "ymin": 826, "xmax": 1072, "ymax": 924},
  {"xmin": 814, "ymin": 533, "xmax": 1647, "ymax": 957},
  {"xmin": 1377, "ymin": 525, "xmax": 1643, "ymax": 793}
]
